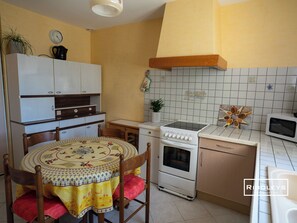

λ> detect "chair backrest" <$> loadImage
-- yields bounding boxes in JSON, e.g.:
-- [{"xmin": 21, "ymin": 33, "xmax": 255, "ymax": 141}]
[
  {"xmin": 3, "ymin": 154, "xmax": 45, "ymax": 223},
  {"xmin": 100, "ymin": 127, "xmax": 125, "ymax": 139},
  {"xmin": 23, "ymin": 127, "xmax": 60, "ymax": 155}
]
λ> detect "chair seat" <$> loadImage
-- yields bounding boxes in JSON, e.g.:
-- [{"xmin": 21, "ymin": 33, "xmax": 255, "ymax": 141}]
[
  {"xmin": 13, "ymin": 191, "xmax": 68, "ymax": 223},
  {"xmin": 113, "ymin": 174, "xmax": 145, "ymax": 201}
]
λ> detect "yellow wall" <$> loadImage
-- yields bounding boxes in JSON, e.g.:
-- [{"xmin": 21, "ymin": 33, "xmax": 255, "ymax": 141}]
[
  {"xmin": 157, "ymin": 0, "xmax": 221, "ymax": 57},
  {"xmin": 0, "ymin": 1, "xmax": 91, "ymax": 62},
  {"xmin": 221, "ymin": 0, "xmax": 297, "ymax": 67},
  {"xmin": 91, "ymin": 19, "xmax": 162, "ymax": 122}
]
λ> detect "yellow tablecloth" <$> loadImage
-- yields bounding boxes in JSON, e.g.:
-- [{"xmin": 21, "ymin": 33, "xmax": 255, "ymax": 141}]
[{"xmin": 20, "ymin": 137, "xmax": 140, "ymax": 218}]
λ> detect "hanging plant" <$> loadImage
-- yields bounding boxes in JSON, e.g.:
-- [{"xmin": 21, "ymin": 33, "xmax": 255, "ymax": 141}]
[{"xmin": 1, "ymin": 28, "xmax": 33, "ymax": 55}]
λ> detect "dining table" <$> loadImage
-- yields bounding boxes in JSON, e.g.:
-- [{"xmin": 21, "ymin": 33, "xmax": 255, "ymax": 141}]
[{"xmin": 18, "ymin": 136, "xmax": 140, "ymax": 223}]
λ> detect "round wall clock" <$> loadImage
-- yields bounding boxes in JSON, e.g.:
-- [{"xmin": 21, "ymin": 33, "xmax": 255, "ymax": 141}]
[{"xmin": 49, "ymin": 30, "xmax": 63, "ymax": 44}]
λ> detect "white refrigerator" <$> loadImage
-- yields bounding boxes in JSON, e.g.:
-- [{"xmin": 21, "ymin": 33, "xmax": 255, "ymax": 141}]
[{"xmin": 0, "ymin": 55, "xmax": 8, "ymax": 173}]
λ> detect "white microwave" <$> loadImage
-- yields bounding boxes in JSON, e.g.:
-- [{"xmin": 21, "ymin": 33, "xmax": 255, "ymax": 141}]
[{"xmin": 266, "ymin": 113, "xmax": 297, "ymax": 142}]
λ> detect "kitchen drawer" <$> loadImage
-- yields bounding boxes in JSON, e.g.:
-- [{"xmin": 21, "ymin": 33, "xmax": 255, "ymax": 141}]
[
  {"xmin": 85, "ymin": 114, "xmax": 105, "ymax": 123},
  {"xmin": 139, "ymin": 128, "xmax": 160, "ymax": 138},
  {"xmin": 59, "ymin": 117, "xmax": 85, "ymax": 128},
  {"xmin": 199, "ymin": 138, "xmax": 254, "ymax": 156},
  {"xmin": 25, "ymin": 121, "xmax": 59, "ymax": 134}
]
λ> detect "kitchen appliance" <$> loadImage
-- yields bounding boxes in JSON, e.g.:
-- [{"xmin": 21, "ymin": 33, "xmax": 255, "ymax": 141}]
[
  {"xmin": 266, "ymin": 113, "xmax": 297, "ymax": 142},
  {"xmin": 158, "ymin": 121, "xmax": 209, "ymax": 200},
  {"xmin": 52, "ymin": 45, "xmax": 68, "ymax": 60}
]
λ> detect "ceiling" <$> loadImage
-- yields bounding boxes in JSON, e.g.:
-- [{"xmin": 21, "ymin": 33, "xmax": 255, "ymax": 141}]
[{"xmin": 3, "ymin": 0, "xmax": 248, "ymax": 30}]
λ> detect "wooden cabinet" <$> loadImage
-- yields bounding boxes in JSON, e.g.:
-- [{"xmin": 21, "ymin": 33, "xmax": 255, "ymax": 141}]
[
  {"xmin": 6, "ymin": 54, "xmax": 54, "ymax": 96},
  {"xmin": 54, "ymin": 60, "xmax": 81, "ymax": 95},
  {"xmin": 197, "ymin": 138, "xmax": 256, "ymax": 213},
  {"xmin": 139, "ymin": 128, "xmax": 160, "ymax": 183},
  {"xmin": 81, "ymin": 63, "xmax": 102, "ymax": 94},
  {"xmin": 108, "ymin": 120, "xmax": 140, "ymax": 149}
]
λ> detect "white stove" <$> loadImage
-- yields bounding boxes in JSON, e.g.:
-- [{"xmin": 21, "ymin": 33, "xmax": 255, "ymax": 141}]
[{"xmin": 158, "ymin": 121, "xmax": 209, "ymax": 200}]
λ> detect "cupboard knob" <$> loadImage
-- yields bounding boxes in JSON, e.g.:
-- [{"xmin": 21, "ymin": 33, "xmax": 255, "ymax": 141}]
[
  {"xmin": 48, "ymin": 91, "xmax": 53, "ymax": 94},
  {"xmin": 56, "ymin": 91, "xmax": 61, "ymax": 94}
]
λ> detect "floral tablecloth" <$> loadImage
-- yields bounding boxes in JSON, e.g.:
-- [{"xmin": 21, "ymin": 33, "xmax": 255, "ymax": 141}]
[{"xmin": 20, "ymin": 137, "xmax": 139, "ymax": 218}]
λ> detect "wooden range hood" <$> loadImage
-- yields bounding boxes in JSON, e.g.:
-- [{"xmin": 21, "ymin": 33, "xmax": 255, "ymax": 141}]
[{"xmin": 149, "ymin": 54, "xmax": 227, "ymax": 71}]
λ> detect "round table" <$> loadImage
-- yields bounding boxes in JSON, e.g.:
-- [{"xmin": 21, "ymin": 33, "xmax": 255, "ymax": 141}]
[{"xmin": 20, "ymin": 136, "xmax": 139, "ymax": 218}]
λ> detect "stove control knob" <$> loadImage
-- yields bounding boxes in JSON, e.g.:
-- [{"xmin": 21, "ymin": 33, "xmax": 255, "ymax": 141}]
[
  {"xmin": 184, "ymin": 136, "xmax": 189, "ymax": 141},
  {"xmin": 180, "ymin": 135, "xmax": 185, "ymax": 140},
  {"xmin": 172, "ymin": 134, "xmax": 176, "ymax": 138},
  {"xmin": 164, "ymin": 133, "xmax": 169, "ymax": 137},
  {"xmin": 188, "ymin": 137, "xmax": 193, "ymax": 141},
  {"xmin": 168, "ymin": 133, "xmax": 173, "ymax": 138},
  {"xmin": 176, "ymin": 135, "xmax": 181, "ymax": 139}
]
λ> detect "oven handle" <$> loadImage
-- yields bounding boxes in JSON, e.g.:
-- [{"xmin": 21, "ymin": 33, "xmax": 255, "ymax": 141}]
[{"xmin": 161, "ymin": 139, "xmax": 197, "ymax": 150}]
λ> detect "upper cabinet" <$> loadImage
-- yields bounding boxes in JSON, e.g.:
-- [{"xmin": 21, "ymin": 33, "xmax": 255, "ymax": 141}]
[
  {"xmin": 6, "ymin": 54, "xmax": 102, "ymax": 96},
  {"xmin": 54, "ymin": 60, "xmax": 81, "ymax": 95},
  {"xmin": 81, "ymin": 63, "xmax": 102, "ymax": 94},
  {"xmin": 6, "ymin": 54, "xmax": 54, "ymax": 95}
]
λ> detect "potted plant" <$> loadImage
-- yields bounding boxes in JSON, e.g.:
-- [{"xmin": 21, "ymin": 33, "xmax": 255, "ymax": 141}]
[
  {"xmin": 150, "ymin": 98, "xmax": 164, "ymax": 123},
  {"xmin": 1, "ymin": 28, "xmax": 33, "ymax": 55}
]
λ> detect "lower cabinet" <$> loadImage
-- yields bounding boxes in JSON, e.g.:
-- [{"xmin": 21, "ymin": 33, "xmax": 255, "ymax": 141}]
[
  {"xmin": 197, "ymin": 137, "xmax": 256, "ymax": 214},
  {"xmin": 139, "ymin": 128, "xmax": 160, "ymax": 184},
  {"xmin": 10, "ymin": 114, "xmax": 105, "ymax": 167},
  {"xmin": 60, "ymin": 123, "xmax": 100, "ymax": 140}
]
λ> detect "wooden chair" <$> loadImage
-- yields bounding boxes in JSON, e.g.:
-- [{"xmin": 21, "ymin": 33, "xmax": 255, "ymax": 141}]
[
  {"xmin": 99, "ymin": 127, "xmax": 125, "ymax": 139},
  {"xmin": 23, "ymin": 127, "xmax": 60, "ymax": 155},
  {"xmin": 113, "ymin": 142, "xmax": 151, "ymax": 223},
  {"xmin": 3, "ymin": 154, "xmax": 68, "ymax": 223}
]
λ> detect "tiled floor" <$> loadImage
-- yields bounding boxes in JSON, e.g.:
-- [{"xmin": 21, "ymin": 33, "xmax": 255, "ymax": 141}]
[{"xmin": 0, "ymin": 175, "xmax": 249, "ymax": 223}]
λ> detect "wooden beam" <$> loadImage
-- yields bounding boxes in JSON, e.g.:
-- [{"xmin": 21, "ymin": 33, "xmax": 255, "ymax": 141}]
[{"xmin": 149, "ymin": 55, "xmax": 227, "ymax": 71}]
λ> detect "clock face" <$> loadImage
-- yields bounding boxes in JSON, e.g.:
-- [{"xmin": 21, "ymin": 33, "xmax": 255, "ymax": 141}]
[{"xmin": 49, "ymin": 30, "xmax": 63, "ymax": 44}]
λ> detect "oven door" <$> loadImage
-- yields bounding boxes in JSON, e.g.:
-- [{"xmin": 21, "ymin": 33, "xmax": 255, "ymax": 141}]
[{"xmin": 159, "ymin": 139, "xmax": 198, "ymax": 181}]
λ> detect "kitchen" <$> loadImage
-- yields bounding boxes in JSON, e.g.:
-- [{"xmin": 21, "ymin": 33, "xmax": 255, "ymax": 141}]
[{"xmin": 0, "ymin": 0, "xmax": 297, "ymax": 223}]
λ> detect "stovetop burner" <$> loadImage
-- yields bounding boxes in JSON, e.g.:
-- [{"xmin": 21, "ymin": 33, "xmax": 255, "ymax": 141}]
[{"xmin": 164, "ymin": 121, "xmax": 207, "ymax": 131}]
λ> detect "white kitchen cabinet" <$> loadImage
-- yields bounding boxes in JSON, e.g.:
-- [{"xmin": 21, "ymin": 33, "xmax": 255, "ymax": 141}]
[
  {"xmin": 60, "ymin": 126, "xmax": 86, "ymax": 140},
  {"xmin": 81, "ymin": 63, "xmax": 102, "ymax": 94},
  {"xmin": 54, "ymin": 60, "xmax": 81, "ymax": 94},
  {"xmin": 6, "ymin": 54, "xmax": 54, "ymax": 96},
  {"xmin": 10, "ymin": 97, "xmax": 55, "ymax": 123},
  {"xmin": 139, "ymin": 127, "xmax": 160, "ymax": 184}
]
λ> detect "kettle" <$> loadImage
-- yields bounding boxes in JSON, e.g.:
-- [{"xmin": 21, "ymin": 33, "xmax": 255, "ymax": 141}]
[{"xmin": 52, "ymin": 45, "xmax": 68, "ymax": 60}]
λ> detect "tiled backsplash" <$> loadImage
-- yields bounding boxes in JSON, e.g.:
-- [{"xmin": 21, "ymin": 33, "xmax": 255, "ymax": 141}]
[{"xmin": 144, "ymin": 67, "xmax": 297, "ymax": 131}]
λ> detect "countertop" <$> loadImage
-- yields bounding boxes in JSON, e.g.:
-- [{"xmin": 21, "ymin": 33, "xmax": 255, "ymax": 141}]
[
  {"xmin": 199, "ymin": 125, "xmax": 297, "ymax": 223},
  {"xmin": 108, "ymin": 119, "xmax": 141, "ymax": 129}
]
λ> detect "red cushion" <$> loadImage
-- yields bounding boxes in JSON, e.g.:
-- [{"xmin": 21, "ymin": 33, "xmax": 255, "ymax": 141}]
[
  {"xmin": 13, "ymin": 191, "xmax": 68, "ymax": 223},
  {"xmin": 113, "ymin": 174, "xmax": 145, "ymax": 201}
]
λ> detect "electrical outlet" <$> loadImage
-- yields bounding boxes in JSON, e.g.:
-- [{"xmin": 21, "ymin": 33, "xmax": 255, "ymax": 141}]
[{"xmin": 248, "ymin": 76, "xmax": 256, "ymax": 84}]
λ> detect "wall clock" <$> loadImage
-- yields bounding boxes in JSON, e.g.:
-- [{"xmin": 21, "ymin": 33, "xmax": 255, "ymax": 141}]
[{"xmin": 49, "ymin": 30, "xmax": 63, "ymax": 44}]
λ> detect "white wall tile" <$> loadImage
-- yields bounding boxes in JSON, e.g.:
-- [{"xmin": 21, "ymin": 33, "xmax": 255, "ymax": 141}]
[{"xmin": 144, "ymin": 67, "xmax": 297, "ymax": 131}]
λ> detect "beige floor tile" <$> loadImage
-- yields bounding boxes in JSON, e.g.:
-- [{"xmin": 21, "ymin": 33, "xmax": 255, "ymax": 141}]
[
  {"xmin": 184, "ymin": 216, "xmax": 216, "ymax": 223},
  {"xmin": 150, "ymin": 202, "xmax": 183, "ymax": 223},
  {"xmin": 174, "ymin": 198, "xmax": 212, "ymax": 221},
  {"xmin": 214, "ymin": 212, "xmax": 250, "ymax": 223},
  {"xmin": 200, "ymin": 200, "xmax": 239, "ymax": 216}
]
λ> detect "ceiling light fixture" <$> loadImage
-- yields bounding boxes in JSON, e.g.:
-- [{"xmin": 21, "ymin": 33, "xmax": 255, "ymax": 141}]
[{"xmin": 91, "ymin": 0, "xmax": 123, "ymax": 17}]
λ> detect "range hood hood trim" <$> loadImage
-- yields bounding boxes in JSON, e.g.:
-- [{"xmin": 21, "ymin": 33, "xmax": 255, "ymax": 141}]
[{"xmin": 149, "ymin": 55, "xmax": 227, "ymax": 71}]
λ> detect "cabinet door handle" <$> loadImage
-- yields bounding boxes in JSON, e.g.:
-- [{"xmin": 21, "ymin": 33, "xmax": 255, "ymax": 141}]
[
  {"xmin": 61, "ymin": 131, "xmax": 67, "ymax": 134},
  {"xmin": 56, "ymin": 91, "xmax": 61, "ymax": 94},
  {"xmin": 48, "ymin": 91, "xmax": 53, "ymax": 94},
  {"xmin": 216, "ymin": 144, "xmax": 234, "ymax": 150},
  {"xmin": 200, "ymin": 151, "xmax": 203, "ymax": 167},
  {"xmin": 51, "ymin": 105, "xmax": 54, "ymax": 111},
  {"xmin": 86, "ymin": 126, "xmax": 91, "ymax": 129},
  {"xmin": 81, "ymin": 90, "xmax": 87, "ymax": 93}
]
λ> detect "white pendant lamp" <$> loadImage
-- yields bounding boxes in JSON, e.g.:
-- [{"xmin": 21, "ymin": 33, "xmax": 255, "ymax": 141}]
[{"xmin": 91, "ymin": 0, "xmax": 123, "ymax": 17}]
